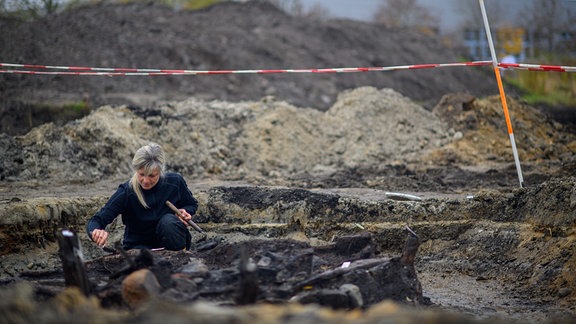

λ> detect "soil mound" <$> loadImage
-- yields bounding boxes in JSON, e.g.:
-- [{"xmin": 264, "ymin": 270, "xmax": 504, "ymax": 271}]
[
  {"xmin": 2, "ymin": 87, "xmax": 574, "ymax": 192},
  {"xmin": 0, "ymin": 1, "xmax": 499, "ymax": 136},
  {"xmin": 0, "ymin": 87, "xmax": 448, "ymax": 184}
]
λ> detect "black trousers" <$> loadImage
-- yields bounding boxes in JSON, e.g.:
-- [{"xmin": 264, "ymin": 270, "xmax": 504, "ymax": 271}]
[
  {"xmin": 124, "ymin": 214, "xmax": 192, "ymax": 251},
  {"xmin": 156, "ymin": 213, "xmax": 192, "ymax": 250}
]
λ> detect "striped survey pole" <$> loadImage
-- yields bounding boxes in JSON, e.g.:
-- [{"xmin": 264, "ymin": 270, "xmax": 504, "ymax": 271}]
[{"xmin": 479, "ymin": 0, "xmax": 524, "ymax": 187}]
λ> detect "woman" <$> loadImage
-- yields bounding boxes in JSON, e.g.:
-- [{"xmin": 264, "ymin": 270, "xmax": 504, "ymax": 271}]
[{"xmin": 86, "ymin": 143, "xmax": 198, "ymax": 251}]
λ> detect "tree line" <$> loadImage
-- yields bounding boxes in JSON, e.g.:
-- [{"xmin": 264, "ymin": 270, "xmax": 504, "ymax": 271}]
[{"xmin": 1, "ymin": 0, "xmax": 574, "ymax": 57}]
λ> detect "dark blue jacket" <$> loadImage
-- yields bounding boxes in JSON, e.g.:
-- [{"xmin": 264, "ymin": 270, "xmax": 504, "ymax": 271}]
[{"xmin": 86, "ymin": 172, "xmax": 198, "ymax": 249}]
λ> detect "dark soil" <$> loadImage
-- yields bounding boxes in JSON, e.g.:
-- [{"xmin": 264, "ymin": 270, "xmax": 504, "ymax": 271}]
[{"xmin": 0, "ymin": 2, "xmax": 575, "ymax": 324}]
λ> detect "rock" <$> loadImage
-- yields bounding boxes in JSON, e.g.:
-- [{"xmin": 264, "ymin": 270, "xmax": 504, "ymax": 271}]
[
  {"xmin": 334, "ymin": 232, "xmax": 374, "ymax": 256},
  {"xmin": 122, "ymin": 269, "xmax": 161, "ymax": 309},
  {"xmin": 290, "ymin": 288, "xmax": 351, "ymax": 309},
  {"xmin": 339, "ymin": 284, "xmax": 363, "ymax": 309},
  {"xmin": 178, "ymin": 259, "xmax": 210, "ymax": 278},
  {"xmin": 558, "ymin": 287, "xmax": 572, "ymax": 298}
]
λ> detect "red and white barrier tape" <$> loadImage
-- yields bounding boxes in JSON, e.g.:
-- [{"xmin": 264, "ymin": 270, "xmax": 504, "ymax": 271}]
[
  {"xmin": 0, "ymin": 61, "xmax": 493, "ymax": 76},
  {"xmin": 0, "ymin": 61, "xmax": 573, "ymax": 76},
  {"xmin": 499, "ymin": 63, "xmax": 576, "ymax": 73}
]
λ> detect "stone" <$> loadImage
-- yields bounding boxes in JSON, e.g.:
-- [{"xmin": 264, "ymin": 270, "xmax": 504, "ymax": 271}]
[{"xmin": 122, "ymin": 269, "xmax": 161, "ymax": 308}]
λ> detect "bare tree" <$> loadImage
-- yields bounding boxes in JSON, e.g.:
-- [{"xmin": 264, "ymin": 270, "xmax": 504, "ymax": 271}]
[
  {"xmin": 302, "ymin": 2, "xmax": 329, "ymax": 20},
  {"xmin": 372, "ymin": 0, "xmax": 439, "ymax": 30},
  {"xmin": 454, "ymin": 0, "xmax": 505, "ymax": 30},
  {"xmin": 1, "ymin": 0, "xmax": 61, "ymax": 18},
  {"xmin": 518, "ymin": 0, "xmax": 575, "ymax": 54},
  {"xmin": 266, "ymin": 0, "xmax": 328, "ymax": 19},
  {"xmin": 267, "ymin": 0, "xmax": 303, "ymax": 15}
]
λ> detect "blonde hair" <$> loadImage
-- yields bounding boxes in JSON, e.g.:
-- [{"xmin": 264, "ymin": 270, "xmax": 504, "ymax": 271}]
[{"xmin": 129, "ymin": 143, "xmax": 166, "ymax": 208}]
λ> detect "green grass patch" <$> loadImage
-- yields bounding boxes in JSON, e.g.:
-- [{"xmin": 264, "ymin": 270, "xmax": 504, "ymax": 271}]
[
  {"xmin": 505, "ymin": 56, "xmax": 576, "ymax": 107},
  {"xmin": 63, "ymin": 100, "xmax": 90, "ymax": 113}
]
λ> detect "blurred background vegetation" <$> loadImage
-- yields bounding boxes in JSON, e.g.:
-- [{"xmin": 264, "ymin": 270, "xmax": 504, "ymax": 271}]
[
  {"xmin": 509, "ymin": 57, "xmax": 575, "ymax": 107},
  {"xmin": 1, "ymin": 0, "xmax": 574, "ymax": 107}
]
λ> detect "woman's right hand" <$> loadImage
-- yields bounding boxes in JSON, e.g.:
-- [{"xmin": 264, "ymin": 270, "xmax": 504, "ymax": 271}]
[{"xmin": 91, "ymin": 229, "xmax": 109, "ymax": 247}]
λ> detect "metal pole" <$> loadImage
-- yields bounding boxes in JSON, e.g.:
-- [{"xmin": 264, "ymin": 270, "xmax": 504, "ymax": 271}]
[{"xmin": 478, "ymin": 0, "xmax": 524, "ymax": 187}]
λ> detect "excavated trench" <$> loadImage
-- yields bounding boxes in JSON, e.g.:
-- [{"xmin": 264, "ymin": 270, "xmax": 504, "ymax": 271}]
[
  {"xmin": 0, "ymin": 76, "xmax": 575, "ymax": 323},
  {"xmin": 1, "ymin": 2, "xmax": 575, "ymax": 322},
  {"xmin": 1, "ymin": 180, "xmax": 575, "ymax": 323}
]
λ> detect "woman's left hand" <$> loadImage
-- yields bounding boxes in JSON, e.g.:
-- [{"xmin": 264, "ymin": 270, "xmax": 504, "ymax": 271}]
[{"xmin": 178, "ymin": 208, "xmax": 192, "ymax": 225}]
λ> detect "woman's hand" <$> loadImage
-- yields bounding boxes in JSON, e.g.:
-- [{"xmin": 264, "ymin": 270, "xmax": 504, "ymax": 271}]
[
  {"xmin": 178, "ymin": 208, "xmax": 192, "ymax": 225},
  {"xmin": 91, "ymin": 229, "xmax": 109, "ymax": 247}
]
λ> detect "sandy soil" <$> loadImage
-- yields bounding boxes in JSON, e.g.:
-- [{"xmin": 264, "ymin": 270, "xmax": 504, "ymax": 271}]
[
  {"xmin": 1, "ymin": 2, "xmax": 575, "ymax": 323},
  {"xmin": 1, "ymin": 87, "xmax": 575, "ymax": 323}
]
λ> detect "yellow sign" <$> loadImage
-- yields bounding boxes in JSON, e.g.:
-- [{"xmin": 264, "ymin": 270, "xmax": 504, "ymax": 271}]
[{"xmin": 497, "ymin": 27, "xmax": 524, "ymax": 55}]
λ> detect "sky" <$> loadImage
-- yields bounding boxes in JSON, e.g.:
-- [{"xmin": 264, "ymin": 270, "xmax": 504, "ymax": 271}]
[{"xmin": 299, "ymin": 0, "xmax": 560, "ymax": 33}]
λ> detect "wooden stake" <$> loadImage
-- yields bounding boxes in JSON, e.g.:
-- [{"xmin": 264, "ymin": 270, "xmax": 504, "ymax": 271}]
[{"xmin": 57, "ymin": 229, "xmax": 92, "ymax": 295}]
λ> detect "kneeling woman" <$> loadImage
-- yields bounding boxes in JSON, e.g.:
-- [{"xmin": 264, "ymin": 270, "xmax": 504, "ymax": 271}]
[{"xmin": 87, "ymin": 143, "xmax": 198, "ymax": 251}]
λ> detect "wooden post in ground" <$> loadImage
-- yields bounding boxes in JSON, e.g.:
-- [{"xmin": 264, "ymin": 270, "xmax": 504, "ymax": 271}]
[{"xmin": 57, "ymin": 229, "xmax": 92, "ymax": 296}]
